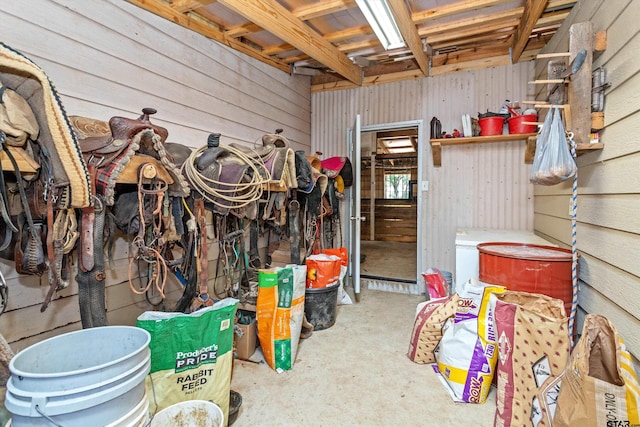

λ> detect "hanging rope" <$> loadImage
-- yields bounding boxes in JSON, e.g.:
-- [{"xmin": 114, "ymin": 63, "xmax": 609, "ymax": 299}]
[
  {"xmin": 182, "ymin": 143, "xmax": 271, "ymax": 210},
  {"xmin": 568, "ymin": 131, "xmax": 579, "ymax": 344}
]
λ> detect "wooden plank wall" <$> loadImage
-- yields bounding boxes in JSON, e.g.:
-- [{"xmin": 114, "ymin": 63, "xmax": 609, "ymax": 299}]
[
  {"xmin": 533, "ymin": 0, "xmax": 640, "ymax": 359},
  {"xmin": 0, "ymin": 0, "xmax": 311, "ymax": 351},
  {"xmin": 361, "ymin": 200, "xmax": 417, "ymax": 242}
]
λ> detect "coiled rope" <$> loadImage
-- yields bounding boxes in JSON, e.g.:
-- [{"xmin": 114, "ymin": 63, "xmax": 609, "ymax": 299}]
[
  {"xmin": 182, "ymin": 143, "xmax": 271, "ymax": 210},
  {"xmin": 568, "ymin": 131, "xmax": 579, "ymax": 344}
]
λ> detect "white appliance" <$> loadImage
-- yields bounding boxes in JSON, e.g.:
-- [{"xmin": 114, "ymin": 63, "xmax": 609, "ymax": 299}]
[{"xmin": 454, "ymin": 228, "xmax": 556, "ymax": 292}]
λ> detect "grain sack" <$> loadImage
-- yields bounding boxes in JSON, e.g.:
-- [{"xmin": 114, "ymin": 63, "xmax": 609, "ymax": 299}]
[
  {"xmin": 553, "ymin": 314, "xmax": 640, "ymax": 427},
  {"xmin": 408, "ymin": 294, "xmax": 459, "ymax": 364},
  {"xmin": 136, "ymin": 298, "xmax": 238, "ymax": 423},
  {"xmin": 490, "ymin": 291, "xmax": 569, "ymax": 427},
  {"xmin": 434, "ymin": 280, "xmax": 505, "ymax": 403},
  {"xmin": 306, "ymin": 253, "xmax": 341, "ymax": 288},
  {"xmin": 257, "ymin": 265, "xmax": 306, "ymax": 372}
]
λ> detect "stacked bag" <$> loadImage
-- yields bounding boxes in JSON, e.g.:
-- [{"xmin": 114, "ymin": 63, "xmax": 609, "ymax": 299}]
[{"xmin": 408, "ymin": 280, "xmax": 640, "ymax": 427}]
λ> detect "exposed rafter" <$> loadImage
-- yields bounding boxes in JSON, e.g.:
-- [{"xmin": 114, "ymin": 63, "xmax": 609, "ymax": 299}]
[
  {"xmin": 511, "ymin": 0, "xmax": 548, "ymax": 61},
  {"xmin": 125, "ymin": 0, "xmax": 290, "ymax": 73},
  {"xmin": 170, "ymin": 0, "xmax": 217, "ymax": 14},
  {"xmin": 217, "ymin": 0, "xmax": 362, "ymax": 85},
  {"xmin": 412, "ymin": 0, "xmax": 511, "ymax": 24},
  {"xmin": 387, "ymin": 0, "xmax": 429, "ymax": 76},
  {"xmin": 125, "ymin": 0, "xmax": 577, "ymax": 92}
]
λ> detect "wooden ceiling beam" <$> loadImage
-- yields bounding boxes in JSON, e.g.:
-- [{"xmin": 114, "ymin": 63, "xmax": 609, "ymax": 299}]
[
  {"xmin": 291, "ymin": 0, "xmax": 357, "ymax": 21},
  {"xmin": 225, "ymin": 23, "xmax": 262, "ymax": 38},
  {"xmin": 412, "ymin": 0, "xmax": 511, "ymax": 24},
  {"xmin": 125, "ymin": 0, "xmax": 290, "ymax": 73},
  {"xmin": 425, "ymin": 19, "xmax": 520, "ymax": 44},
  {"xmin": 225, "ymin": 0, "xmax": 358, "ymax": 38},
  {"xmin": 431, "ymin": 29, "xmax": 515, "ymax": 51},
  {"xmin": 511, "ymin": 0, "xmax": 547, "ymax": 62},
  {"xmin": 311, "ymin": 40, "xmax": 545, "ymax": 92},
  {"xmin": 419, "ymin": 8, "xmax": 523, "ymax": 36},
  {"xmin": 171, "ymin": 0, "xmax": 217, "ymax": 13},
  {"xmin": 387, "ymin": 0, "xmax": 429, "ymax": 76},
  {"xmin": 217, "ymin": 0, "xmax": 362, "ymax": 85},
  {"xmin": 313, "ymin": 46, "xmax": 542, "ymax": 92},
  {"xmin": 537, "ymin": 10, "xmax": 570, "ymax": 26},
  {"xmin": 263, "ymin": 25, "xmax": 371, "ymax": 56}
]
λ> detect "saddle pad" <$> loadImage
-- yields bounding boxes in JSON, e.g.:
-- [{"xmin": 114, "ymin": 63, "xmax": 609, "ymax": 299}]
[{"xmin": 0, "ymin": 42, "xmax": 91, "ymax": 208}]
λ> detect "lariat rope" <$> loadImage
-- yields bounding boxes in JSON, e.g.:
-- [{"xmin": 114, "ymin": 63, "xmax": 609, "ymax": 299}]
[
  {"xmin": 182, "ymin": 143, "xmax": 271, "ymax": 209},
  {"xmin": 568, "ymin": 131, "xmax": 578, "ymax": 344}
]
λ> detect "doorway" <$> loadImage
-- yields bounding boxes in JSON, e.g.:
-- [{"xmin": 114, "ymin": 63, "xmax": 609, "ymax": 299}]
[
  {"xmin": 361, "ymin": 127, "xmax": 418, "ymax": 285},
  {"xmin": 347, "ymin": 120, "xmax": 425, "ymax": 297}
]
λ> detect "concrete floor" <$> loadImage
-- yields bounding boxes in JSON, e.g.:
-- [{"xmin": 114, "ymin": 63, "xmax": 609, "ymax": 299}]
[
  {"xmin": 360, "ymin": 241, "xmax": 417, "ymax": 281},
  {"xmin": 230, "ymin": 286, "xmax": 496, "ymax": 426}
]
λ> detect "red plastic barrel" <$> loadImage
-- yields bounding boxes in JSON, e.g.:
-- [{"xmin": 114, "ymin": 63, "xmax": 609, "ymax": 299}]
[{"xmin": 477, "ymin": 242, "xmax": 574, "ymax": 317}]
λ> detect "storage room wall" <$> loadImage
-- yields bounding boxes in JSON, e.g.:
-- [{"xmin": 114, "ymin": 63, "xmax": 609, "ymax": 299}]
[
  {"xmin": 312, "ymin": 61, "xmax": 535, "ymax": 278},
  {"xmin": 533, "ymin": 0, "xmax": 640, "ymax": 360},
  {"xmin": 0, "ymin": 0, "xmax": 311, "ymax": 351}
]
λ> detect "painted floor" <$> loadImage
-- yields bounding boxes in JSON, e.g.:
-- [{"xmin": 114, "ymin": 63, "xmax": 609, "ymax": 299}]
[{"xmin": 230, "ymin": 286, "xmax": 496, "ymax": 427}]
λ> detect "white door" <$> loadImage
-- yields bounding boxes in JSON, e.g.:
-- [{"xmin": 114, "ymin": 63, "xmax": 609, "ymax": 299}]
[{"xmin": 347, "ymin": 115, "xmax": 362, "ymax": 301}]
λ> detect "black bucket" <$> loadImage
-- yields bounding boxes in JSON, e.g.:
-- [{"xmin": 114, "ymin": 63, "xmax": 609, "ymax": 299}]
[{"xmin": 304, "ymin": 282, "xmax": 339, "ymax": 331}]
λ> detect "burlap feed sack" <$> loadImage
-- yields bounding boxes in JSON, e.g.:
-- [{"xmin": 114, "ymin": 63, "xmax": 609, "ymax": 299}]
[
  {"xmin": 408, "ymin": 294, "xmax": 458, "ymax": 364},
  {"xmin": 491, "ymin": 291, "xmax": 569, "ymax": 427}
]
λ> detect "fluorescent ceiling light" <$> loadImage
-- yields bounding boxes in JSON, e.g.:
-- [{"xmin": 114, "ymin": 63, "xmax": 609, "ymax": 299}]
[
  {"xmin": 383, "ymin": 139, "xmax": 412, "ymax": 148},
  {"xmin": 356, "ymin": 0, "xmax": 406, "ymax": 50},
  {"xmin": 387, "ymin": 147, "xmax": 415, "ymax": 154}
]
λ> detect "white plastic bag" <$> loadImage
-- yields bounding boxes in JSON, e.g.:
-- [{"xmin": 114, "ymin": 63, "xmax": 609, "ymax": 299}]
[{"xmin": 530, "ymin": 107, "xmax": 577, "ymax": 185}]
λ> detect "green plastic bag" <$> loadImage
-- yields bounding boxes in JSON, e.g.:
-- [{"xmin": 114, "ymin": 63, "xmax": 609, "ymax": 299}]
[{"xmin": 137, "ymin": 298, "xmax": 238, "ymax": 424}]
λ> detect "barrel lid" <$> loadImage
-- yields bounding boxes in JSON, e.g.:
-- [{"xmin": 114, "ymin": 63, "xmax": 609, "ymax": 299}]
[{"xmin": 477, "ymin": 242, "xmax": 572, "ymax": 261}]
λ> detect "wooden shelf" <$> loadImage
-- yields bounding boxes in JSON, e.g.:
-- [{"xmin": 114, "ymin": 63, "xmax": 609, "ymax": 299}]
[
  {"xmin": 576, "ymin": 142, "xmax": 604, "ymax": 151},
  {"xmin": 429, "ymin": 133, "xmax": 537, "ymax": 166},
  {"xmin": 431, "ymin": 133, "xmax": 603, "ymax": 166}
]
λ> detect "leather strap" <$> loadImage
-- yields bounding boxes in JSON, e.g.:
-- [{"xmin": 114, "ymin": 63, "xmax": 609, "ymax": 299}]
[
  {"xmin": 288, "ymin": 197, "xmax": 301, "ymax": 265},
  {"xmin": 79, "ymin": 162, "xmax": 97, "ymax": 272},
  {"xmin": 189, "ymin": 198, "xmax": 213, "ymax": 312},
  {"xmin": 2, "ymin": 138, "xmax": 42, "ymax": 265},
  {"xmin": 41, "ymin": 191, "xmax": 57, "ymax": 312}
]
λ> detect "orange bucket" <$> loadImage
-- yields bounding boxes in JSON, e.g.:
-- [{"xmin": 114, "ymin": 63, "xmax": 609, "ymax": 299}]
[
  {"xmin": 478, "ymin": 117, "xmax": 505, "ymax": 136},
  {"xmin": 507, "ymin": 114, "xmax": 537, "ymax": 134}
]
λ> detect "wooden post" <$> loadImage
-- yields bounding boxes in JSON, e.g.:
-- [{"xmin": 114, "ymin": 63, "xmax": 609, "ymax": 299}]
[{"xmin": 567, "ymin": 22, "xmax": 593, "ymax": 145}]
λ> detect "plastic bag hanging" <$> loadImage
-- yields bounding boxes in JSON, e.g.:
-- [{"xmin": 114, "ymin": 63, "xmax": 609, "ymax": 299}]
[{"xmin": 529, "ymin": 107, "xmax": 577, "ymax": 185}]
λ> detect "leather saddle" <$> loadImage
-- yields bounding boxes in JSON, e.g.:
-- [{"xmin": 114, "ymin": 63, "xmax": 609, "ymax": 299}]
[
  {"xmin": 196, "ymin": 136, "xmax": 251, "ymax": 215},
  {"xmin": 71, "ymin": 108, "xmax": 168, "ymax": 166}
]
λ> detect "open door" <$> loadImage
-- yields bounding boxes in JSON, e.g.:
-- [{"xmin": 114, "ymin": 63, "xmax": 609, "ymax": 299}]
[{"xmin": 347, "ymin": 115, "xmax": 362, "ymax": 301}]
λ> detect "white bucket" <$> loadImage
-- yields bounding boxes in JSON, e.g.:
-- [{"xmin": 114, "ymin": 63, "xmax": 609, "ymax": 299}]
[
  {"xmin": 5, "ymin": 326, "xmax": 150, "ymax": 427},
  {"xmin": 105, "ymin": 390, "xmax": 150, "ymax": 427},
  {"xmin": 150, "ymin": 400, "xmax": 224, "ymax": 427}
]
